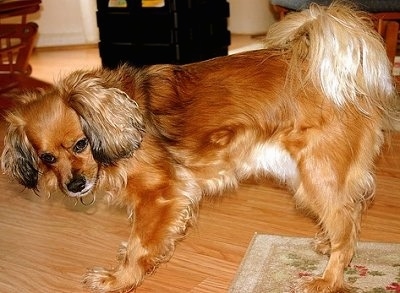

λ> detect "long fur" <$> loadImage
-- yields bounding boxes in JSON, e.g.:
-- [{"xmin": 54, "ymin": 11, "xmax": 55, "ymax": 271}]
[{"xmin": 1, "ymin": 3, "xmax": 397, "ymax": 293}]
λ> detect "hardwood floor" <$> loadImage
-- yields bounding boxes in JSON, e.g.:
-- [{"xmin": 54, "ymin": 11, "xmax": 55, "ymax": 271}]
[{"xmin": 0, "ymin": 38, "xmax": 399, "ymax": 293}]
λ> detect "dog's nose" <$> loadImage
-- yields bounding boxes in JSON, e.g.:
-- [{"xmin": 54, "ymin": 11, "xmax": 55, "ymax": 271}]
[{"xmin": 67, "ymin": 176, "xmax": 86, "ymax": 193}]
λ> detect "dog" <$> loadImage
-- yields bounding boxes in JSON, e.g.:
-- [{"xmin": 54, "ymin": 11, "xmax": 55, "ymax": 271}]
[{"xmin": 1, "ymin": 2, "xmax": 397, "ymax": 292}]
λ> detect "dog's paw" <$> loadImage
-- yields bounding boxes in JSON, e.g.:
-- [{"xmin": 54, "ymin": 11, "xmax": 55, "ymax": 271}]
[
  {"xmin": 293, "ymin": 276, "xmax": 350, "ymax": 293},
  {"xmin": 83, "ymin": 267, "xmax": 117, "ymax": 292},
  {"xmin": 83, "ymin": 266, "xmax": 139, "ymax": 293}
]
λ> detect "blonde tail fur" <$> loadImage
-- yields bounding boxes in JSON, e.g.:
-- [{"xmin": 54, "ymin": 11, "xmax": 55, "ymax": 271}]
[{"xmin": 265, "ymin": 2, "xmax": 396, "ymax": 111}]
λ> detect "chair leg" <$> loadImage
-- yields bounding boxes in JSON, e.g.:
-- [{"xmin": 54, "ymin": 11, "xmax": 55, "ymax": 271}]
[{"xmin": 384, "ymin": 21, "xmax": 399, "ymax": 65}]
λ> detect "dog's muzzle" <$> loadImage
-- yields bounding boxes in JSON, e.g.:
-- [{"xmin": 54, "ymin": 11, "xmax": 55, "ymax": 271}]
[
  {"xmin": 66, "ymin": 175, "xmax": 94, "ymax": 197},
  {"xmin": 67, "ymin": 175, "xmax": 86, "ymax": 193}
]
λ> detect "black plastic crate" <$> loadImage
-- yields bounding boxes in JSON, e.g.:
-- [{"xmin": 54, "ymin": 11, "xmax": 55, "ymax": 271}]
[
  {"xmin": 96, "ymin": 0, "xmax": 229, "ymax": 15},
  {"xmin": 99, "ymin": 39, "xmax": 229, "ymax": 67},
  {"xmin": 97, "ymin": 10, "xmax": 174, "ymax": 43},
  {"xmin": 96, "ymin": 0, "xmax": 230, "ymax": 67},
  {"xmin": 97, "ymin": 13, "xmax": 229, "ymax": 45}
]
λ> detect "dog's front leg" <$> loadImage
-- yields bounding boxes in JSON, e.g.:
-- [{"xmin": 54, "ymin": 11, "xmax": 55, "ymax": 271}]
[{"xmin": 83, "ymin": 187, "xmax": 196, "ymax": 293}]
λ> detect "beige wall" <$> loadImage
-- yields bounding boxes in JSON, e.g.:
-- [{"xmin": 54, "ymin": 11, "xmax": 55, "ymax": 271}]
[
  {"xmin": 29, "ymin": 0, "xmax": 98, "ymax": 47},
  {"xmin": 228, "ymin": 0, "xmax": 276, "ymax": 35}
]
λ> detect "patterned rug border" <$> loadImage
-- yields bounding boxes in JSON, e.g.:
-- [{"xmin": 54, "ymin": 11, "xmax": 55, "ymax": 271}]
[{"xmin": 229, "ymin": 234, "xmax": 400, "ymax": 293}]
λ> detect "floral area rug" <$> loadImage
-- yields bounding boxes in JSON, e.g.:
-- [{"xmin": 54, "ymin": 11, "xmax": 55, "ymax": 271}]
[{"xmin": 229, "ymin": 234, "xmax": 400, "ymax": 293}]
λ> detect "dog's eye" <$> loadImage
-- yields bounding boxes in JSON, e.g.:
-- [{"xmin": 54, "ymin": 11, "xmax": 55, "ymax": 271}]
[
  {"xmin": 73, "ymin": 138, "xmax": 88, "ymax": 153},
  {"xmin": 40, "ymin": 153, "xmax": 56, "ymax": 164}
]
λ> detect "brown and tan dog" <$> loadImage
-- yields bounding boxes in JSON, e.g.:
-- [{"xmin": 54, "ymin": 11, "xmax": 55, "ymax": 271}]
[{"xmin": 1, "ymin": 3, "xmax": 397, "ymax": 292}]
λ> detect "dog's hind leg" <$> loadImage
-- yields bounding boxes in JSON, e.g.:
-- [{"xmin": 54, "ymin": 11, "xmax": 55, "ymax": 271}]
[
  {"xmin": 83, "ymin": 185, "xmax": 196, "ymax": 292},
  {"xmin": 296, "ymin": 194, "xmax": 362, "ymax": 292},
  {"xmin": 292, "ymin": 157, "xmax": 368, "ymax": 292}
]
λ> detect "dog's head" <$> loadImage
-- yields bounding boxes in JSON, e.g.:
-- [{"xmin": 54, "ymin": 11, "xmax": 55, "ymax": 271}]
[{"xmin": 1, "ymin": 69, "xmax": 144, "ymax": 197}]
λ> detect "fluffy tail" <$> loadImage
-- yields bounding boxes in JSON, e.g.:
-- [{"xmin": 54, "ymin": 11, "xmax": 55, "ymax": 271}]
[{"xmin": 265, "ymin": 2, "xmax": 396, "ymax": 110}]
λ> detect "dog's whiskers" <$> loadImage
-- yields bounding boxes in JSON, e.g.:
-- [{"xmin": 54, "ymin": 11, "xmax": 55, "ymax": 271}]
[{"xmin": 32, "ymin": 188, "xmax": 41, "ymax": 197}]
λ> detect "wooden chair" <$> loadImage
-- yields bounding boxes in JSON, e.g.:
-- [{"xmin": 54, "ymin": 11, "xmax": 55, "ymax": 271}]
[
  {"xmin": 374, "ymin": 12, "xmax": 400, "ymax": 66},
  {"xmin": 0, "ymin": 0, "xmax": 49, "ymax": 100}
]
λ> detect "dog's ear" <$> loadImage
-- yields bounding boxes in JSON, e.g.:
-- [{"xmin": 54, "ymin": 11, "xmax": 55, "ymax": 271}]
[
  {"xmin": 1, "ymin": 119, "xmax": 39, "ymax": 190},
  {"xmin": 67, "ymin": 86, "xmax": 145, "ymax": 165}
]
